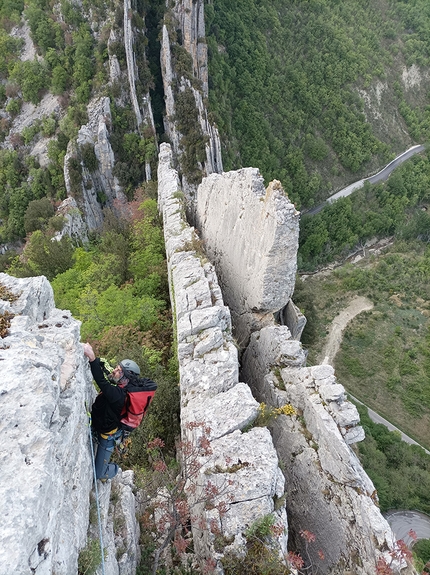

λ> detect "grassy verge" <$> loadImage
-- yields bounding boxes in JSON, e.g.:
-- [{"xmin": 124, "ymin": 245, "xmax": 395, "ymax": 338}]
[{"xmin": 295, "ymin": 239, "xmax": 430, "ymax": 449}]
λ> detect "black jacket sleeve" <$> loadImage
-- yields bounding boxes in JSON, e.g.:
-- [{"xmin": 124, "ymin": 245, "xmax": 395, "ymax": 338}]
[
  {"xmin": 89, "ymin": 358, "xmax": 125, "ymax": 404},
  {"xmin": 89, "ymin": 358, "xmax": 126, "ymax": 433}
]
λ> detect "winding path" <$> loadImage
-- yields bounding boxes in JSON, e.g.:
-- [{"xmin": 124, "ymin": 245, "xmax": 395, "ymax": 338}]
[
  {"xmin": 305, "ymin": 144, "xmax": 426, "ymax": 216},
  {"xmin": 384, "ymin": 510, "xmax": 430, "ymax": 546},
  {"xmin": 320, "ymin": 295, "xmax": 374, "ymax": 366},
  {"xmin": 320, "ymin": 295, "xmax": 430, "ymax": 454},
  {"xmin": 320, "ymin": 296, "xmax": 430, "ymax": 543}
]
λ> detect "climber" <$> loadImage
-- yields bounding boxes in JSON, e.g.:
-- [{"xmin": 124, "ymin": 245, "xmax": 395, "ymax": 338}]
[{"xmin": 83, "ymin": 342, "xmax": 141, "ymax": 482}]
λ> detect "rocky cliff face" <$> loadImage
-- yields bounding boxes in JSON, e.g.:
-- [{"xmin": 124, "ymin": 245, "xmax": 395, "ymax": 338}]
[
  {"xmin": 160, "ymin": 0, "xmax": 223, "ymax": 203},
  {"xmin": 173, "ymin": 0, "xmax": 208, "ymax": 96},
  {"xmin": 63, "ymin": 96, "xmax": 127, "ymax": 233},
  {"xmin": 158, "ymin": 136, "xmax": 410, "ymax": 573},
  {"xmin": 0, "ymin": 273, "xmax": 93, "ymax": 574},
  {"xmin": 0, "ymin": 273, "xmax": 140, "ymax": 574},
  {"xmin": 196, "ymin": 170, "xmax": 300, "ymax": 347},
  {"xmin": 158, "ymin": 143, "xmax": 288, "ymax": 569}
]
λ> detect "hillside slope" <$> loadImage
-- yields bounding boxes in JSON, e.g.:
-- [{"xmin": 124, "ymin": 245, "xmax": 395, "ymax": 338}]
[{"xmin": 206, "ymin": 0, "xmax": 430, "ymax": 208}]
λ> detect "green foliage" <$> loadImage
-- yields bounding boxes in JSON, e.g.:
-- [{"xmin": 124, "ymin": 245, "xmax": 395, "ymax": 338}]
[
  {"xmin": 67, "ymin": 156, "xmax": 83, "ymax": 196},
  {"xmin": 79, "ymin": 284, "xmax": 164, "ymax": 340},
  {"xmin": 206, "ymin": 0, "xmax": 395, "ymax": 207},
  {"xmin": 24, "ymin": 197, "xmax": 55, "ymax": 234},
  {"xmin": 175, "ymin": 87, "xmax": 208, "ymax": 184},
  {"xmin": 304, "ymin": 241, "xmax": 430, "ymax": 447},
  {"xmin": 222, "ymin": 514, "xmax": 289, "ymax": 575},
  {"xmin": 5, "ymin": 97, "xmax": 21, "ymax": 116},
  {"xmin": 0, "ymin": 0, "xmax": 24, "ymax": 29},
  {"xmin": 413, "ymin": 539, "xmax": 430, "ymax": 568},
  {"xmin": 9, "ymin": 60, "xmax": 48, "ymax": 104},
  {"xmin": 8, "ymin": 230, "xmax": 74, "ymax": 279},
  {"xmin": 0, "ymin": 28, "xmax": 22, "ymax": 77},
  {"xmin": 52, "ymin": 200, "xmax": 168, "ymax": 339},
  {"xmin": 51, "ymin": 64, "xmax": 69, "ymax": 94},
  {"xmin": 299, "ymin": 152, "xmax": 430, "ymax": 270},
  {"xmin": 78, "ymin": 538, "xmax": 104, "ymax": 575},
  {"xmin": 80, "ymin": 143, "xmax": 99, "ymax": 172},
  {"xmin": 356, "ymin": 403, "xmax": 430, "ymax": 514}
]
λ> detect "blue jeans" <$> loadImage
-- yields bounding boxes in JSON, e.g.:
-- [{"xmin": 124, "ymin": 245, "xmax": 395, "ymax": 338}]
[{"xmin": 93, "ymin": 429, "xmax": 123, "ymax": 481}]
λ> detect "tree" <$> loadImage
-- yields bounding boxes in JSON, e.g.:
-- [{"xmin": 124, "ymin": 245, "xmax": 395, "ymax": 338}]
[
  {"xmin": 24, "ymin": 197, "xmax": 55, "ymax": 234},
  {"xmin": 9, "ymin": 229, "xmax": 73, "ymax": 279},
  {"xmin": 9, "ymin": 60, "xmax": 48, "ymax": 104}
]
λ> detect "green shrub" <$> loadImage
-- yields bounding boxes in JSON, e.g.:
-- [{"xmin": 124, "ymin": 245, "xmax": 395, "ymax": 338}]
[
  {"xmin": 78, "ymin": 539, "xmax": 104, "ymax": 575},
  {"xmin": 24, "ymin": 197, "xmax": 55, "ymax": 234},
  {"xmin": 80, "ymin": 143, "xmax": 99, "ymax": 172}
]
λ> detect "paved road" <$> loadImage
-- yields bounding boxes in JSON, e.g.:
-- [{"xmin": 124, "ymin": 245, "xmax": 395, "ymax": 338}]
[
  {"xmin": 384, "ymin": 509, "xmax": 430, "ymax": 545},
  {"xmin": 347, "ymin": 392, "xmax": 430, "ymax": 455},
  {"xmin": 304, "ymin": 144, "xmax": 426, "ymax": 216}
]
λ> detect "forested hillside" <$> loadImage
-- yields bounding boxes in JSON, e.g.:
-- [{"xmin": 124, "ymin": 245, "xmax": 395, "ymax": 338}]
[
  {"xmin": 0, "ymin": 0, "xmax": 178, "ymax": 448},
  {"xmin": 206, "ymin": 0, "xmax": 430, "ymax": 208}
]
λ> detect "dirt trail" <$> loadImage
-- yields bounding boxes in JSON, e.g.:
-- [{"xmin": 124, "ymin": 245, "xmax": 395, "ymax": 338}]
[{"xmin": 319, "ymin": 296, "xmax": 374, "ymax": 365}]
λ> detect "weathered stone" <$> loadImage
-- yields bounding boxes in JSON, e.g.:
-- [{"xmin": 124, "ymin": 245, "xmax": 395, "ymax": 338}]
[
  {"xmin": 280, "ymin": 298, "xmax": 307, "ymax": 340},
  {"xmin": 242, "ymin": 326, "xmax": 307, "ymax": 397},
  {"xmin": 91, "ymin": 470, "xmax": 140, "ymax": 575},
  {"xmin": 0, "ymin": 274, "xmax": 94, "ymax": 575},
  {"xmin": 342, "ymin": 425, "xmax": 366, "ymax": 444},
  {"xmin": 177, "ymin": 305, "xmax": 231, "ymax": 340},
  {"xmin": 158, "ymin": 144, "xmax": 288, "ymax": 567},
  {"xmin": 201, "ymin": 428, "xmax": 287, "ymax": 546},
  {"xmin": 54, "ymin": 197, "xmax": 89, "ymax": 244},
  {"xmin": 64, "ymin": 96, "xmax": 127, "ymax": 232},
  {"xmin": 328, "ymin": 400, "xmax": 361, "ymax": 428},
  {"xmin": 193, "ymin": 326, "xmax": 224, "ymax": 357},
  {"xmin": 310, "ymin": 364, "xmax": 335, "ymax": 380},
  {"xmin": 319, "ymin": 383, "xmax": 346, "ymax": 403},
  {"xmin": 183, "ymin": 382, "xmax": 259, "ymax": 440},
  {"xmin": 180, "ymin": 353, "xmax": 238, "ymax": 400},
  {"xmin": 196, "ymin": 171, "xmax": 299, "ymax": 345}
]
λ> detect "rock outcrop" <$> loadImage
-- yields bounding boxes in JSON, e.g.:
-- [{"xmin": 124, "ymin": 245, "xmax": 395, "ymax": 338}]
[
  {"xmin": 195, "ymin": 170, "xmax": 300, "ymax": 346},
  {"xmin": 54, "ymin": 197, "xmax": 89, "ymax": 244},
  {"xmin": 160, "ymin": 1, "xmax": 223, "ymax": 196},
  {"xmin": 173, "ymin": 0, "xmax": 208, "ymax": 96},
  {"xmin": 0, "ymin": 273, "xmax": 94, "ymax": 574},
  {"xmin": 241, "ymin": 341, "xmax": 400, "ymax": 574},
  {"xmin": 0, "ymin": 273, "xmax": 140, "ymax": 575},
  {"xmin": 124, "ymin": 0, "xmax": 143, "ymax": 128},
  {"xmin": 90, "ymin": 471, "xmax": 141, "ymax": 575},
  {"xmin": 64, "ymin": 96, "xmax": 127, "ymax": 232},
  {"xmin": 158, "ymin": 143, "xmax": 288, "ymax": 569},
  {"xmin": 123, "ymin": 0, "xmax": 156, "ymax": 181},
  {"xmin": 161, "ymin": 139, "xmax": 406, "ymax": 572}
]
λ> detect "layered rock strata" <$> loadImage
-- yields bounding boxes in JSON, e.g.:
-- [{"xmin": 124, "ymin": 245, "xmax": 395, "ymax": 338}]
[
  {"xmin": 188, "ymin": 150, "xmax": 405, "ymax": 572},
  {"xmin": 91, "ymin": 470, "xmax": 141, "ymax": 575},
  {"xmin": 160, "ymin": 11, "xmax": 223, "ymax": 196},
  {"xmin": 173, "ymin": 0, "xmax": 208, "ymax": 96},
  {"xmin": 195, "ymin": 170, "xmax": 300, "ymax": 346},
  {"xmin": 54, "ymin": 197, "xmax": 89, "ymax": 244},
  {"xmin": 124, "ymin": 0, "xmax": 143, "ymax": 128},
  {"xmin": 158, "ymin": 143, "xmax": 288, "ymax": 568}
]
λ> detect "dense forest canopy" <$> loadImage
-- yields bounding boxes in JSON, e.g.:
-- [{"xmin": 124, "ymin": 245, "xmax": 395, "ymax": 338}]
[{"xmin": 206, "ymin": 0, "xmax": 430, "ymax": 209}]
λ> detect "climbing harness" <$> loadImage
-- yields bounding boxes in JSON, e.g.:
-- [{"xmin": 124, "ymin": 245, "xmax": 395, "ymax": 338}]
[
  {"xmin": 86, "ymin": 405, "xmax": 106, "ymax": 575},
  {"xmin": 115, "ymin": 429, "xmax": 132, "ymax": 456}
]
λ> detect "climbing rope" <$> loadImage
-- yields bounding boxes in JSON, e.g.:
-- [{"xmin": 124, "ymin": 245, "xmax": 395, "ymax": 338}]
[{"xmin": 87, "ymin": 406, "xmax": 106, "ymax": 575}]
